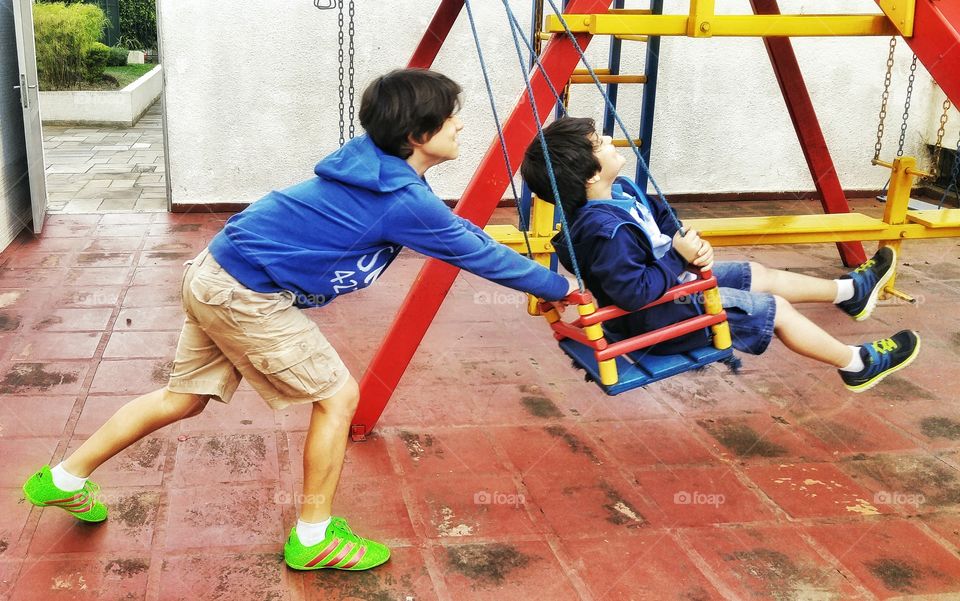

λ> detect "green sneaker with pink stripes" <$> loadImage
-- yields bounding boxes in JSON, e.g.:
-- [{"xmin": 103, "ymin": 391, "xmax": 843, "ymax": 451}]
[
  {"xmin": 22, "ymin": 465, "xmax": 108, "ymax": 523},
  {"xmin": 283, "ymin": 517, "xmax": 390, "ymax": 571}
]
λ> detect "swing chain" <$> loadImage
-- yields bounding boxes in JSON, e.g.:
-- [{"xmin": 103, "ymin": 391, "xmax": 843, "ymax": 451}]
[
  {"xmin": 928, "ymin": 99, "xmax": 952, "ymax": 181},
  {"xmin": 347, "ymin": 0, "xmax": 356, "ymax": 140},
  {"xmin": 337, "ymin": 2, "xmax": 346, "ymax": 146},
  {"xmin": 896, "ymin": 54, "xmax": 918, "ymax": 157},
  {"xmin": 874, "ymin": 36, "xmax": 897, "ymax": 162},
  {"xmin": 334, "ymin": 0, "xmax": 356, "ymax": 146}
]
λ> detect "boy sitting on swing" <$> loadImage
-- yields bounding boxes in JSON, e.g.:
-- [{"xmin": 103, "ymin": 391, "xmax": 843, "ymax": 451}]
[{"xmin": 521, "ymin": 117, "xmax": 920, "ymax": 392}]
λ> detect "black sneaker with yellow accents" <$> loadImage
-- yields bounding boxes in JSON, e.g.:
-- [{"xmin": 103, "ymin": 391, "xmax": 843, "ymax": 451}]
[{"xmin": 840, "ymin": 330, "xmax": 920, "ymax": 393}]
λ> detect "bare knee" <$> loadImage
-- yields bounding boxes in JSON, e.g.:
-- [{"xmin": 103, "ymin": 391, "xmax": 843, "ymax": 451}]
[
  {"xmin": 749, "ymin": 261, "xmax": 768, "ymax": 290},
  {"xmin": 161, "ymin": 389, "xmax": 209, "ymax": 420},
  {"xmin": 772, "ymin": 294, "xmax": 796, "ymax": 330},
  {"xmin": 313, "ymin": 377, "xmax": 360, "ymax": 421}
]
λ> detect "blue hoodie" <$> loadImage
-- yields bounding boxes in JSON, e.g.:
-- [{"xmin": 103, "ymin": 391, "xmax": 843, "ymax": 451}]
[
  {"xmin": 552, "ymin": 178, "xmax": 709, "ymax": 354},
  {"xmin": 208, "ymin": 135, "xmax": 568, "ymax": 307}
]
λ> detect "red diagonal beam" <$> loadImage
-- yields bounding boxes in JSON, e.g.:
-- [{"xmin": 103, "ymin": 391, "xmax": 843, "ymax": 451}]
[
  {"xmin": 353, "ymin": 0, "xmax": 612, "ymax": 438},
  {"xmin": 751, "ymin": 0, "xmax": 867, "ymax": 267},
  {"xmin": 898, "ymin": 0, "xmax": 960, "ymax": 106},
  {"xmin": 409, "ymin": 0, "xmax": 464, "ymax": 69}
]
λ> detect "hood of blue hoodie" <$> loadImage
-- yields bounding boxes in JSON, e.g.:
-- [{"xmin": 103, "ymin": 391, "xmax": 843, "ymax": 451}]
[{"xmin": 314, "ymin": 134, "xmax": 423, "ymax": 193}]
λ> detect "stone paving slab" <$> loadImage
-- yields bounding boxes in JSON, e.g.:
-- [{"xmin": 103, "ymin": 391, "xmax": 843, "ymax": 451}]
[{"xmin": 42, "ymin": 101, "xmax": 167, "ymax": 214}]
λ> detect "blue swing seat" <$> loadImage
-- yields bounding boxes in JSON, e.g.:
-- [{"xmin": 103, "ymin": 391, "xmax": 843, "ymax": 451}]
[{"xmin": 559, "ymin": 335, "xmax": 733, "ymax": 395}]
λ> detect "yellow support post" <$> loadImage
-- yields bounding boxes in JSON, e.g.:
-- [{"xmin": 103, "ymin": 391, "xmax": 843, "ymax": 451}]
[
  {"xmin": 876, "ymin": 0, "xmax": 915, "ymax": 37},
  {"xmin": 578, "ymin": 302, "xmax": 618, "ymax": 386},
  {"xmin": 702, "ymin": 286, "xmax": 732, "ymax": 350},
  {"xmin": 527, "ymin": 193, "xmax": 560, "ymax": 315},
  {"xmin": 688, "ymin": 0, "xmax": 715, "ymax": 37},
  {"xmin": 876, "ymin": 156, "xmax": 916, "ymax": 301}
]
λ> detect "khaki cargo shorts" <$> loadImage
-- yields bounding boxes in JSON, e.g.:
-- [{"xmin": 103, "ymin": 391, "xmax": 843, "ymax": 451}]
[{"xmin": 167, "ymin": 248, "xmax": 350, "ymax": 409}]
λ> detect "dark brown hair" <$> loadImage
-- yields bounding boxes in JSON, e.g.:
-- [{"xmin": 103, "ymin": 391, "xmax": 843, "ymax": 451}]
[
  {"xmin": 359, "ymin": 68, "xmax": 462, "ymax": 159},
  {"xmin": 521, "ymin": 117, "xmax": 601, "ymax": 219}
]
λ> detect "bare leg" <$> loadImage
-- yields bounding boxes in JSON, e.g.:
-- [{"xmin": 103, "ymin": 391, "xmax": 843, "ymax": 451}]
[
  {"xmin": 63, "ymin": 388, "xmax": 208, "ymax": 477},
  {"xmin": 300, "ymin": 377, "xmax": 360, "ymax": 523},
  {"xmin": 772, "ymin": 296, "xmax": 853, "ymax": 367},
  {"xmin": 750, "ymin": 261, "xmax": 838, "ymax": 304}
]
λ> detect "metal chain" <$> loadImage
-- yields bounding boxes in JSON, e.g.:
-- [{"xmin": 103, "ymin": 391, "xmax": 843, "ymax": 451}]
[
  {"xmin": 896, "ymin": 54, "xmax": 918, "ymax": 157},
  {"xmin": 347, "ymin": 0, "xmax": 356, "ymax": 140},
  {"xmin": 928, "ymin": 99, "xmax": 952, "ymax": 181},
  {"xmin": 874, "ymin": 36, "xmax": 897, "ymax": 161},
  {"xmin": 337, "ymin": 1, "xmax": 346, "ymax": 146}
]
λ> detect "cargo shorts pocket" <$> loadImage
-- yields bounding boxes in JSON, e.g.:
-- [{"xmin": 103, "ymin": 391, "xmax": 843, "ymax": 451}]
[
  {"xmin": 190, "ymin": 275, "xmax": 232, "ymax": 307},
  {"xmin": 245, "ymin": 328, "xmax": 336, "ymax": 398}
]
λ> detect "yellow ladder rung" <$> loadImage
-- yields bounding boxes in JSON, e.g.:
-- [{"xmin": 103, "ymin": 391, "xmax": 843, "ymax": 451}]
[
  {"xmin": 612, "ymin": 138, "xmax": 642, "ymax": 147},
  {"xmin": 570, "ymin": 74, "xmax": 647, "ymax": 84},
  {"xmin": 614, "ymin": 34, "xmax": 650, "ymax": 42},
  {"xmin": 573, "ymin": 68, "xmax": 610, "ymax": 75}
]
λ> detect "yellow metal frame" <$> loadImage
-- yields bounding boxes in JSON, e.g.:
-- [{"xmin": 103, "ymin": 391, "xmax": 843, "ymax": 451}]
[
  {"xmin": 545, "ymin": 9, "xmax": 908, "ymax": 38},
  {"xmin": 487, "ymin": 155, "xmax": 960, "ymax": 305}
]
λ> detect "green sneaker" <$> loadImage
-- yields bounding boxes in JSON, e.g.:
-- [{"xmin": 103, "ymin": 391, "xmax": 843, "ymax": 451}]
[
  {"xmin": 22, "ymin": 465, "xmax": 108, "ymax": 523},
  {"xmin": 283, "ymin": 517, "xmax": 390, "ymax": 571}
]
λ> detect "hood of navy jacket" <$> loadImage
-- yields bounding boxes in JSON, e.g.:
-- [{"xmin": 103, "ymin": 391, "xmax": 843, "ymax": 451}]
[
  {"xmin": 207, "ymin": 135, "xmax": 568, "ymax": 307},
  {"xmin": 552, "ymin": 186, "xmax": 708, "ymax": 354}
]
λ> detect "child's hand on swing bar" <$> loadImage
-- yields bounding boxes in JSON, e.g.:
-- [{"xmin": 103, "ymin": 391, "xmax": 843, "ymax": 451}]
[{"xmin": 691, "ymin": 238, "xmax": 714, "ymax": 272}]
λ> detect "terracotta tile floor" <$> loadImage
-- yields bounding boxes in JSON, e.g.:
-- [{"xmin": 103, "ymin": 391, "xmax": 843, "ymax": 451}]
[{"xmin": 1, "ymin": 199, "xmax": 959, "ymax": 600}]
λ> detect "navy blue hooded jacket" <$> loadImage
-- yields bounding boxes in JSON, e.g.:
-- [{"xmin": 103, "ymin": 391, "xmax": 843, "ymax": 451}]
[
  {"xmin": 208, "ymin": 135, "xmax": 569, "ymax": 307},
  {"xmin": 552, "ymin": 179, "xmax": 709, "ymax": 354}
]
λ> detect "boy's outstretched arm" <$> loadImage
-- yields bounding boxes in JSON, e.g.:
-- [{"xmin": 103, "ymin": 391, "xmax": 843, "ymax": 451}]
[{"xmin": 385, "ymin": 189, "xmax": 571, "ymax": 301}]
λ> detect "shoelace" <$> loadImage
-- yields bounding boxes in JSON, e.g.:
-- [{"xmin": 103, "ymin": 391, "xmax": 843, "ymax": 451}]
[
  {"xmin": 855, "ymin": 258, "xmax": 876, "ymax": 274},
  {"xmin": 872, "ymin": 338, "xmax": 898, "ymax": 353}
]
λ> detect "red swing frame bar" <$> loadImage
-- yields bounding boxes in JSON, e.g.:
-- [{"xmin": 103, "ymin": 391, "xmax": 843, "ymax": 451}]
[{"xmin": 350, "ymin": 0, "xmax": 878, "ymax": 440}]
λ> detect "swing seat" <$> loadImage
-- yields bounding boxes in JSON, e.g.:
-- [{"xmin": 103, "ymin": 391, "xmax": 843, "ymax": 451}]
[
  {"xmin": 541, "ymin": 270, "xmax": 734, "ymax": 396},
  {"xmin": 559, "ymin": 336, "xmax": 733, "ymax": 395}
]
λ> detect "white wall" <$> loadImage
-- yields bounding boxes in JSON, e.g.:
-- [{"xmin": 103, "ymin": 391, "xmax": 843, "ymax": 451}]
[{"xmin": 159, "ymin": 0, "xmax": 956, "ymax": 205}]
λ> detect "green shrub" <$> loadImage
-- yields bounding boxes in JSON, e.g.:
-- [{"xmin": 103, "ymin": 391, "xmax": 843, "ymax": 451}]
[
  {"xmin": 119, "ymin": 0, "xmax": 157, "ymax": 51},
  {"xmin": 107, "ymin": 45, "xmax": 128, "ymax": 66},
  {"xmin": 33, "ymin": 2, "xmax": 108, "ymax": 89},
  {"xmin": 84, "ymin": 41, "xmax": 110, "ymax": 81}
]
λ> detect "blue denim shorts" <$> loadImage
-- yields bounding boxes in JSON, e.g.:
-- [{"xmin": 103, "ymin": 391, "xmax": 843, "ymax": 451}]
[{"xmin": 711, "ymin": 261, "xmax": 776, "ymax": 355}]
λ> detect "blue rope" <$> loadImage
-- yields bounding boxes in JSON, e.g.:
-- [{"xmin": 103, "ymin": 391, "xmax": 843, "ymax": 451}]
[
  {"xmin": 463, "ymin": 0, "xmax": 534, "ymax": 258},
  {"xmin": 502, "ymin": 0, "xmax": 585, "ymax": 291},
  {"xmin": 502, "ymin": 5, "xmax": 567, "ymax": 117},
  {"xmin": 545, "ymin": 0, "xmax": 683, "ymax": 232}
]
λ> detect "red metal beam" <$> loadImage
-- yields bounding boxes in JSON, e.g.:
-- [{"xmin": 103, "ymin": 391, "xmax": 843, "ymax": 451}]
[
  {"xmin": 353, "ymin": 0, "xmax": 613, "ymax": 439},
  {"xmin": 751, "ymin": 0, "xmax": 867, "ymax": 267},
  {"xmin": 898, "ymin": 0, "xmax": 960, "ymax": 107},
  {"xmin": 408, "ymin": 0, "xmax": 465, "ymax": 69}
]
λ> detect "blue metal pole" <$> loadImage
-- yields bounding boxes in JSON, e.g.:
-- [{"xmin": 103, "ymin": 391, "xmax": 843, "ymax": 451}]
[
  {"xmin": 636, "ymin": 0, "xmax": 663, "ymax": 191},
  {"xmin": 519, "ymin": 0, "xmax": 544, "ymax": 228},
  {"xmin": 601, "ymin": 0, "xmax": 625, "ymax": 136}
]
